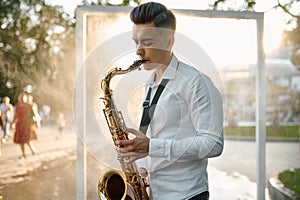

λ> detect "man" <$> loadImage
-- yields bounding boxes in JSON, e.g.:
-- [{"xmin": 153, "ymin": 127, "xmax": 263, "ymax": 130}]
[{"xmin": 117, "ymin": 2, "xmax": 224, "ymax": 199}]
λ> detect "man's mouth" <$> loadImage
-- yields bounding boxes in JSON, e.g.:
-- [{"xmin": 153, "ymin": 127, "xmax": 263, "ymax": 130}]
[{"xmin": 142, "ymin": 59, "xmax": 150, "ymax": 63}]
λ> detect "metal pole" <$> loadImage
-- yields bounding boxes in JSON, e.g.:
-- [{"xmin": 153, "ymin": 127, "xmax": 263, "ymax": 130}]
[
  {"xmin": 256, "ymin": 17, "xmax": 266, "ymax": 200},
  {"xmin": 76, "ymin": 9, "xmax": 87, "ymax": 200}
]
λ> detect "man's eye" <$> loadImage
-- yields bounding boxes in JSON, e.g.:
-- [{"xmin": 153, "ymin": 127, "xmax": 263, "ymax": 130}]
[
  {"xmin": 143, "ymin": 41, "xmax": 154, "ymax": 46},
  {"xmin": 134, "ymin": 40, "xmax": 154, "ymax": 47}
]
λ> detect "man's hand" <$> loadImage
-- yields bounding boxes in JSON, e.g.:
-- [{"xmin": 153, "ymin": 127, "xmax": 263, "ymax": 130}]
[
  {"xmin": 139, "ymin": 167, "xmax": 148, "ymax": 178},
  {"xmin": 116, "ymin": 127, "xmax": 149, "ymax": 163}
]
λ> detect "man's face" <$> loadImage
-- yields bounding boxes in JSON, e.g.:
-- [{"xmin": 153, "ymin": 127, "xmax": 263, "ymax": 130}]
[{"xmin": 132, "ymin": 23, "xmax": 173, "ymax": 71}]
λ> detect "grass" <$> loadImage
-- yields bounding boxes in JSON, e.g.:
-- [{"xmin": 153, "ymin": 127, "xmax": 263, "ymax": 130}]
[
  {"xmin": 224, "ymin": 125, "xmax": 299, "ymax": 139},
  {"xmin": 278, "ymin": 168, "xmax": 300, "ymax": 196},
  {"xmin": 225, "ymin": 125, "xmax": 300, "ymax": 197}
]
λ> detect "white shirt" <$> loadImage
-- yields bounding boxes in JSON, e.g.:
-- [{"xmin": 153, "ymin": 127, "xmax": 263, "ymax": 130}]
[{"xmin": 137, "ymin": 55, "xmax": 224, "ymax": 200}]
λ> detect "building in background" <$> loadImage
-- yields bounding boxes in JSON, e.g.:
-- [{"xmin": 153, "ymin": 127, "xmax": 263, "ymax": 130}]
[{"xmin": 221, "ymin": 57, "xmax": 300, "ymax": 126}]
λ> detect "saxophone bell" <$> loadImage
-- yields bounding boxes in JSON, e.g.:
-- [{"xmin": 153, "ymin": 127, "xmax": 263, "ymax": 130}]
[{"xmin": 98, "ymin": 169, "xmax": 137, "ymax": 200}]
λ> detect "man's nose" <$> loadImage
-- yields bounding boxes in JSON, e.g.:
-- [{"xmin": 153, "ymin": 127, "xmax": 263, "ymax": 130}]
[{"xmin": 136, "ymin": 47, "xmax": 144, "ymax": 57}]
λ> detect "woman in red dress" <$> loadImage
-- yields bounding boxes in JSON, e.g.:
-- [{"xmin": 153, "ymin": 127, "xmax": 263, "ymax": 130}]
[{"xmin": 13, "ymin": 92, "xmax": 36, "ymax": 158}]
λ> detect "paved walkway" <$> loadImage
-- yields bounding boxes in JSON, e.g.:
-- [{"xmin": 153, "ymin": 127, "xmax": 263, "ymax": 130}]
[{"xmin": 0, "ymin": 125, "xmax": 77, "ymax": 186}]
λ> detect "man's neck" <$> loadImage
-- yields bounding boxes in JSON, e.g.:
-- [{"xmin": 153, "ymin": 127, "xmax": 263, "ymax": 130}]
[{"xmin": 154, "ymin": 53, "xmax": 173, "ymax": 82}]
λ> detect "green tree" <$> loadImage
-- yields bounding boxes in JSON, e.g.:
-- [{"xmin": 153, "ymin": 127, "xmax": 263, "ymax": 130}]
[
  {"xmin": 0, "ymin": 0, "xmax": 75, "ymax": 115},
  {"xmin": 81, "ymin": 0, "xmax": 140, "ymax": 6},
  {"xmin": 284, "ymin": 16, "xmax": 300, "ymax": 67},
  {"xmin": 0, "ymin": 0, "xmax": 141, "ymax": 119}
]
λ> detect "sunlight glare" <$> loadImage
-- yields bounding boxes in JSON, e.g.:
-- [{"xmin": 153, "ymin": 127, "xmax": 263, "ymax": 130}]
[
  {"xmin": 176, "ymin": 15, "xmax": 257, "ymax": 68},
  {"xmin": 264, "ymin": 9, "xmax": 287, "ymax": 54}
]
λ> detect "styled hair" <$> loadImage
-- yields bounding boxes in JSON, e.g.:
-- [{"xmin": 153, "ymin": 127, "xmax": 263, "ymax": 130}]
[{"xmin": 130, "ymin": 2, "xmax": 176, "ymax": 31}]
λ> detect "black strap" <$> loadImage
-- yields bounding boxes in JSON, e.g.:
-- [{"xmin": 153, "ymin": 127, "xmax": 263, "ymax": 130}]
[{"xmin": 139, "ymin": 79, "xmax": 169, "ymax": 134}]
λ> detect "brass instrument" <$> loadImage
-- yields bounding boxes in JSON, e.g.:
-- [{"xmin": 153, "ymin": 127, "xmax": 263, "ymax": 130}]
[{"xmin": 98, "ymin": 60, "xmax": 150, "ymax": 200}]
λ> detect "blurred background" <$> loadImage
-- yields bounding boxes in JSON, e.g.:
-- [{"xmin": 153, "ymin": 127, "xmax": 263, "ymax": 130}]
[
  {"xmin": 0, "ymin": 0, "xmax": 300, "ymax": 199},
  {"xmin": 1, "ymin": 0, "xmax": 299, "ymax": 125}
]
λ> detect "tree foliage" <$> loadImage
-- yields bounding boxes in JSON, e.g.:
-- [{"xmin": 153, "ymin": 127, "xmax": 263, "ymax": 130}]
[
  {"xmin": 0, "ymin": 0, "xmax": 75, "ymax": 114},
  {"xmin": 211, "ymin": 0, "xmax": 256, "ymax": 10},
  {"xmin": 81, "ymin": 0, "xmax": 140, "ymax": 6},
  {"xmin": 284, "ymin": 16, "xmax": 300, "ymax": 67},
  {"xmin": 0, "ymin": 0, "xmax": 140, "ymax": 117}
]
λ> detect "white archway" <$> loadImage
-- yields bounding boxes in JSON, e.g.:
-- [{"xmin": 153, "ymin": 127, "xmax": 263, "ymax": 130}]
[{"xmin": 75, "ymin": 6, "xmax": 266, "ymax": 200}]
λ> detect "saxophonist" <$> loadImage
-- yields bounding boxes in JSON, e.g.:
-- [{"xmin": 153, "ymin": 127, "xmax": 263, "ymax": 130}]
[{"xmin": 117, "ymin": 2, "xmax": 224, "ymax": 200}]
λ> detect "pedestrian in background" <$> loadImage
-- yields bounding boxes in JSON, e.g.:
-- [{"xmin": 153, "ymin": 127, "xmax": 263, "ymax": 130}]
[
  {"xmin": 27, "ymin": 94, "xmax": 41, "ymax": 140},
  {"xmin": 0, "ymin": 96, "xmax": 14, "ymax": 143},
  {"xmin": 0, "ymin": 111, "xmax": 2, "ymax": 156},
  {"xmin": 56, "ymin": 112, "xmax": 66, "ymax": 139},
  {"xmin": 13, "ymin": 92, "xmax": 36, "ymax": 159}
]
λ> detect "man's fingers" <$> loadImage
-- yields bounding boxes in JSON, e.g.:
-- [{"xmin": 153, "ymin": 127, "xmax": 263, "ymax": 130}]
[
  {"xmin": 116, "ymin": 139, "xmax": 134, "ymax": 146},
  {"xmin": 126, "ymin": 127, "xmax": 143, "ymax": 136},
  {"xmin": 116, "ymin": 147, "xmax": 148, "ymax": 162},
  {"xmin": 139, "ymin": 167, "xmax": 148, "ymax": 177},
  {"xmin": 118, "ymin": 151, "xmax": 137, "ymax": 157},
  {"xmin": 124, "ymin": 156, "xmax": 136, "ymax": 163},
  {"xmin": 117, "ymin": 151, "xmax": 146, "ymax": 163},
  {"xmin": 117, "ymin": 145, "xmax": 135, "ymax": 153},
  {"xmin": 123, "ymin": 153, "xmax": 148, "ymax": 163}
]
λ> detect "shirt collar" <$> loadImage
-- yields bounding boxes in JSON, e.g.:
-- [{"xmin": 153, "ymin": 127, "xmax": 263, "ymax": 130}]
[{"xmin": 146, "ymin": 55, "xmax": 179, "ymax": 87}]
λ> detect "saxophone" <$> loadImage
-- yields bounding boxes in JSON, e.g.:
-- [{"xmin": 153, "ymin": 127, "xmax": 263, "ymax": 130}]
[{"xmin": 98, "ymin": 60, "xmax": 150, "ymax": 200}]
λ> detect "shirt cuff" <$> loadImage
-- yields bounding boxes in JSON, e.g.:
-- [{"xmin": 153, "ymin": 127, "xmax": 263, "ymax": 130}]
[{"xmin": 149, "ymin": 138, "xmax": 172, "ymax": 158}]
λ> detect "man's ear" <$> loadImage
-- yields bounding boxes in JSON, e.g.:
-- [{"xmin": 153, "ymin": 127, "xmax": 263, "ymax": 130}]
[{"xmin": 167, "ymin": 35, "xmax": 175, "ymax": 49}]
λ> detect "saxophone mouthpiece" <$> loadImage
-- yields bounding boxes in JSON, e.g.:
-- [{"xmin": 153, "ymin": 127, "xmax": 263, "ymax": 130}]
[
  {"xmin": 132, "ymin": 59, "xmax": 145, "ymax": 68},
  {"xmin": 137, "ymin": 59, "xmax": 146, "ymax": 64}
]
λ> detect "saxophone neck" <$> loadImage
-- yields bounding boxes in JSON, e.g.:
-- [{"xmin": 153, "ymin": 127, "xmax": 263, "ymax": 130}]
[
  {"xmin": 106, "ymin": 59, "xmax": 144, "ymax": 79},
  {"xmin": 101, "ymin": 60, "xmax": 144, "ymax": 95}
]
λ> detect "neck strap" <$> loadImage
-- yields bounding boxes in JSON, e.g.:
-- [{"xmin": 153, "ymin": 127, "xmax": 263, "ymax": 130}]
[{"xmin": 139, "ymin": 79, "xmax": 169, "ymax": 134}]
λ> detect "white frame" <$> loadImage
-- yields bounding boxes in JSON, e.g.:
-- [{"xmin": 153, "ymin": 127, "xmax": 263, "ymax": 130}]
[{"xmin": 75, "ymin": 6, "xmax": 265, "ymax": 200}]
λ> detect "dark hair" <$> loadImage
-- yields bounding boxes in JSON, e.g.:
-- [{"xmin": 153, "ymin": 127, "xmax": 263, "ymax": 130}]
[{"xmin": 130, "ymin": 2, "xmax": 176, "ymax": 31}]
